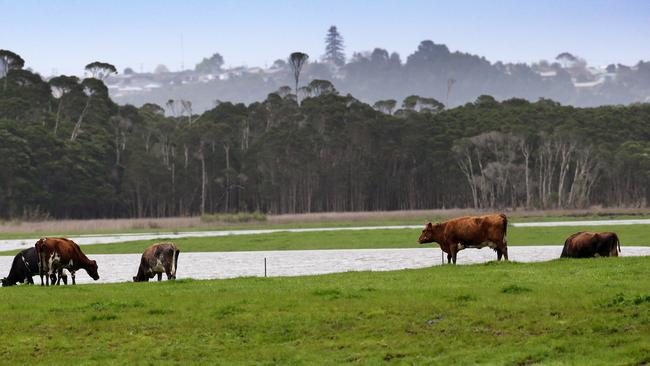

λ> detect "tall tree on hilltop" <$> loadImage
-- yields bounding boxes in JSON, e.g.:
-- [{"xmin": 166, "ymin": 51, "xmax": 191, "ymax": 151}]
[
  {"xmin": 49, "ymin": 75, "xmax": 80, "ymax": 135},
  {"xmin": 0, "ymin": 50, "xmax": 25, "ymax": 92},
  {"xmin": 195, "ymin": 53, "xmax": 224, "ymax": 74},
  {"xmin": 322, "ymin": 26, "xmax": 345, "ymax": 66},
  {"xmin": 84, "ymin": 61, "xmax": 117, "ymax": 81},
  {"xmin": 289, "ymin": 52, "xmax": 309, "ymax": 104}
]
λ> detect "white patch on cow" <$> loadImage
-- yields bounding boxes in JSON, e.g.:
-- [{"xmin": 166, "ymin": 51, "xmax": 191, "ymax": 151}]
[
  {"xmin": 152, "ymin": 259, "xmax": 165, "ymax": 273},
  {"xmin": 457, "ymin": 243, "xmax": 465, "ymax": 250},
  {"xmin": 47, "ymin": 253, "xmax": 61, "ymax": 275}
]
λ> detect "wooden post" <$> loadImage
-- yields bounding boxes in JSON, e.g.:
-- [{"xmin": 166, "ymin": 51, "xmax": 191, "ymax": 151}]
[{"xmin": 264, "ymin": 257, "xmax": 267, "ymax": 277}]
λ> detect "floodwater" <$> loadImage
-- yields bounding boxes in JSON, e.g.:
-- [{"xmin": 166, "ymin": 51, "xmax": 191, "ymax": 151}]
[
  {"xmin": 2, "ymin": 246, "xmax": 649, "ymax": 285},
  {"xmin": 2, "ymin": 218, "xmax": 649, "ymax": 252}
]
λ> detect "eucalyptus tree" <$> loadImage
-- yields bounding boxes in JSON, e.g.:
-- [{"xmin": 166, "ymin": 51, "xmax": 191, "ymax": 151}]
[
  {"xmin": 70, "ymin": 78, "xmax": 106, "ymax": 141},
  {"xmin": 84, "ymin": 61, "xmax": 117, "ymax": 80},
  {"xmin": 372, "ymin": 99, "xmax": 397, "ymax": 115},
  {"xmin": 0, "ymin": 50, "xmax": 25, "ymax": 91},
  {"xmin": 289, "ymin": 52, "xmax": 309, "ymax": 103},
  {"xmin": 49, "ymin": 75, "xmax": 79, "ymax": 135}
]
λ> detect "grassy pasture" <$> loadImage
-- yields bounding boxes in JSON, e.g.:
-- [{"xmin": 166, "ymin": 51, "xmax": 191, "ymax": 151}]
[
  {"xmin": 1, "ymin": 209, "xmax": 649, "ymax": 240},
  {"xmin": 0, "ymin": 223, "xmax": 647, "ymax": 256},
  {"xmin": 0, "ymin": 257, "xmax": 649, "ymax": 364}
]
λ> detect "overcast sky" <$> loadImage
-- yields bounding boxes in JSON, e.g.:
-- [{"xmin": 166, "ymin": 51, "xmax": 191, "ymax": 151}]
[{"xmin": 3, "ymin": 0, "xmax": 649, "ymax": 76}]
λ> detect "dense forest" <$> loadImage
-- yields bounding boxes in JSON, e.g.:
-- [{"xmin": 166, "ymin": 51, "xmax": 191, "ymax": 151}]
[
  {"xmin": 112, "ymin": 27, "xmax": 650, "ymax": 112},
  {"xmin": 1, "ymin": 50, "xmax": 650, "ymax": 219}
]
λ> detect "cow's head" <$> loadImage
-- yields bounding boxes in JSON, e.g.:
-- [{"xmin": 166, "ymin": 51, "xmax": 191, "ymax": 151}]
[
  {"xmin": 418, "ymin": 222, "xmax": 438, "ymax": 244},
  {"xmin": 34, "ymin": 237, "xmax": 46, "ymax": 248},
  {"xmin": 0, "ymin": 277, "xmax": 15, "ymax": 287},
  {"xmin": 86, "ymin": 260, "xmax": 100, "ymax": 280},
  {"xmin": 133, "ymin": 267, "xmax": 147, "ymax": 282}
]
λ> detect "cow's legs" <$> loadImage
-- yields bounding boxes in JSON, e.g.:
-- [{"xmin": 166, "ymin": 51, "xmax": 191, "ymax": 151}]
[
  {"xmin": 449, "ymin": 246, "xmax": 458, "ymax": 265},
  {"xmin": 69, "ymin": 271, "xmax": 76, "ymax": 285},
  {"xmin": 447, "ymin": 253, "xmax": 452, "ymax": 264},
  {"xmin": 502, "ymin": 245, "xmax": 509, "ymax": 261},
  {"xmin": 157, "ymin": 272, "xmax": 162, "ymax": 282},
  {"xmin": 497, "ymin": 248, "xmax": 503, "ymax": 261}
]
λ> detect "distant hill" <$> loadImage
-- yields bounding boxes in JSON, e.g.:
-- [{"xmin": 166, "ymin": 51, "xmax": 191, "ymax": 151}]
[{"xmin": 109, "ymin": 40, "xmax": 650, "ymax": 113}]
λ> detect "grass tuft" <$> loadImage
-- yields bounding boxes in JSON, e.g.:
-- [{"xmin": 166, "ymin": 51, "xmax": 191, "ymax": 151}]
[{"xmin": 501, "ymin": 284, "xmax": 532, "ymax": 294}]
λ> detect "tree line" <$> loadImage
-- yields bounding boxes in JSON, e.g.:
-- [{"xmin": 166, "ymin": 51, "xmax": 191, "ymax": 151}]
[{"xmin": 1, "ymin": 50, "xmax": 650, "ymax": 219}]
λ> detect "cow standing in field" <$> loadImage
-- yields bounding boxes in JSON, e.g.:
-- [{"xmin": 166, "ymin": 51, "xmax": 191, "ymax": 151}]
[
  {"xmin": 1, "ymin": 248, "xmax": 67, "ymax": 286},
  {"xmin": 561, "ymin": 232, "xmax": 620, "ymax": 258},
  {"xmin": 133, "ymin": 243, "xmax": 179, "ymax": 282},
  {"xmin": 35, "ymin": 237, "xmax": 99, "ymax": 286},
  {"xmin": 418, "ymin": 213, "xmax": 509, "ymax": 264}
]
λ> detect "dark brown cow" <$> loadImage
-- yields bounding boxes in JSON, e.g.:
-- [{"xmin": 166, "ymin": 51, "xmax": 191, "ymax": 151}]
[
  {"xmin": 418, "ymin": 213, "xmax": 508, "ymax": 264},
  {"xmin": 35, "ymin": 237, "xmax": 99, "ymax": 286},
  {"xmin": 133, "ymin": 243, "xmax": 179, "ymax": 282},
  {"xmin": 560, "ymin": 232, "xmax": 620, "ymax": 258}
]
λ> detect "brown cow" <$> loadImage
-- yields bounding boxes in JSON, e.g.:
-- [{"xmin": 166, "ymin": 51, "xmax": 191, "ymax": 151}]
[
  {"xmin": 35, "ymin": 237, "xmax": 99, "ymax": 286},
  {"xmin": 418, "ymin": 214, "xmax": 508, "ymax": 264},
  {"xmin": 133, "ymin": 243, "xmax": 179, "ymax": 282},
  {"xmin": 560, "ymin": 232, "xmax": 620, "ymax": 258}
]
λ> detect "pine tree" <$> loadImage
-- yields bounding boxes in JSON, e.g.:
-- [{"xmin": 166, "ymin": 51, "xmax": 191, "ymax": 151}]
[{"xmin": 323, "ymin": 26, "xmax": 345, "ymax": 66}]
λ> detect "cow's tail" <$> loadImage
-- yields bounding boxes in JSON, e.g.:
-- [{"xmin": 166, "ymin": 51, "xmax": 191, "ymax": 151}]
[
  {"xmin": 613, "ymin": 233, "xmax": 621, "ymax": 254},
  {"xmin": 35, "ymin": 239, "xmax": 44, "ymax": 283},
  {"xmin": 500, "ymin": 213, "xmax": 508, "ymax": 245},
  {"xmin": 171, "ymin": 247, "xmax": 179, "ymax": 279}
]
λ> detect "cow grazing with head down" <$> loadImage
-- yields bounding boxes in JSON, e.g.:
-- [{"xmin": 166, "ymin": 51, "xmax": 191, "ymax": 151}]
[
  {"xmin": 561, "ymin": 232, "xmax": 620, "ymax": 258},
  {"xmin": 418, "ymin": 213, "xmax": 508, "ymax": 264},
  {"xmin": 1, "ymin": 248, "xmax": 67, "ymax": 286},
  {"xmin": 35, "ymin": 237, "xmax": 99, "ymax": 286},
  {"xmin": 133, "ymin": 243, "xmax": 179, "ymax": 282}
]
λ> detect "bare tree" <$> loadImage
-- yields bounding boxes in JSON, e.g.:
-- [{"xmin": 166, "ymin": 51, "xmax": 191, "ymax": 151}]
[{"xmin": 446, "ymin": 78, "xmax": 456, "ymax": 106}]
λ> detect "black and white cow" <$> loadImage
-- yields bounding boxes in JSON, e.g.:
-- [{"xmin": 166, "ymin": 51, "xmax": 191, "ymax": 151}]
[
  {"xmin": 1, "ymin": 248, "xmax": 67, "ymax": 286},
  {"xmin": 133, "ymin": 243, "xmax": 179, "ymax": 282}
]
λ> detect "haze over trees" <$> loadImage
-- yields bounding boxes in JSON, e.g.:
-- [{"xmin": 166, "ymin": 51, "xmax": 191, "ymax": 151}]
[
  {"xmin": 109, "ymin": 27, "xmax": 650, "ymax": 113},
  {"xmin": 1, "ymin": 50, "xmax": 650, "ymax": 219}
]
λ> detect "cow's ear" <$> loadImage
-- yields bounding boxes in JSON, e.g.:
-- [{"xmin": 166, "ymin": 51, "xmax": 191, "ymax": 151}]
[{"xmin": 426, "ymin": 222, "xmax": 433, "ymax": 229}]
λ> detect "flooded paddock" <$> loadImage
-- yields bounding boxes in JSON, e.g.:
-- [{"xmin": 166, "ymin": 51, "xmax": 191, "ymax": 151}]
[{"xmin": 2, "ymin": 246, "xmax": 649, "ymax": 285}]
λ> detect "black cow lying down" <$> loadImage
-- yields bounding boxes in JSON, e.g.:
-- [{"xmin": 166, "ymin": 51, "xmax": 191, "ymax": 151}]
[
  {"xmin": 1, "ymin": 248, "xmax": 67, "ymax": 286},
  {"xmin": 133, "ymin": 243, "xmax": 179, "ymax": 282}
]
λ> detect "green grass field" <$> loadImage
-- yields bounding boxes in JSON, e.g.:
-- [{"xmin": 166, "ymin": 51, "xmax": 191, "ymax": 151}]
[
  {"xmin": 1, "ymin": 212, "xmax": 649, "ymax": 240},
  {"xmin": 1, "ymin": 223, "xmax": 647, "ymax": 256},
  {"xmin": 1, "ymin": 257, "xmax": 649, "ymax": 364}
]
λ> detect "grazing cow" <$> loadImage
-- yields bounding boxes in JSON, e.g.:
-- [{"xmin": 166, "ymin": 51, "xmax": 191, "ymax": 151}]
[
  {"xmin": 1, "ymin": 248, "xmax": 67, "ymax": 286},
  {"xmin": 133, "ymin": 243, "xmax": 179, "ymax": 282},
  {"xmin": 560, "ymin": 232, "xmax": 620, "ymax": 258},
  {"xmin": 418, "ymin": 213, "xmax": 508, "ymax": 264},
  {"xmin": 35, "ymin": 237, "xmax": 99, "ymax": 286}
]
